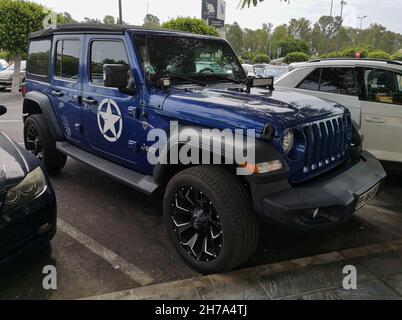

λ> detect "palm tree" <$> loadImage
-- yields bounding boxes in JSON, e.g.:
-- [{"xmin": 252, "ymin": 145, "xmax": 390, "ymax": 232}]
[
  {"xmin": 241, "ymin": 0, "xmax": 291, "ymax": 8},
  {"xmin": 241, "ymin": 0, "xmax": 264, "ymax": 8}
]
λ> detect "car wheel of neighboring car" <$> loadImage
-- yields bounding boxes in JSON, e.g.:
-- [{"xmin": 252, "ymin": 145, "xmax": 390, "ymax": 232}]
[
  {"xmin": 24, "ymin": 114, "xmax": 67, "ymax": 175},
  {"xmin": 164, "ymin": 165, "xmax": 259, "ymax": 274}
]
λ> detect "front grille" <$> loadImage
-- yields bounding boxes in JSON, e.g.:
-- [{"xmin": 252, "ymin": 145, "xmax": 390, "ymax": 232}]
[{"xmin": 290, "ymin": 114, "xmax": 352, "ymax": 183}]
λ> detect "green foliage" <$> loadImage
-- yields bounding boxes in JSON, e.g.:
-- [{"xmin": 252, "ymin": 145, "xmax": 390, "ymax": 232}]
[
  {"xmin": 143, "ymin": 14, "xmax": 160, "ymax": 29},
  {"xmin": 238, "ymin": 56, "xmax": 244, "ymax": 64},
  {"xmin": 162, "ymin": 17, "xmax": 219, "ymax": 37},
  {"xmin": 368, "ymin": 50, "xmax": 392, "ymax": 60},
  {"xmin": 0, "ymin": 0, "xmax": 47, "ymax": 55},
  {"xmin": 341, "ymin": 47, "xmax": 369, "ymax": 58},
  {"xmin": 392, "ymin": 52, "xmax": 402, "ymax": 61},
  {"xmin": 225, "ymin": 22, "xmax": 243, "ymax": 54},
  {"xmin": 320, "ymin": 51, "xmax": 343, "ymax": 59},
  {"xmin": 277, "ymin": 37, "xmax": 309, "ymax": 57},
  {"xmin": 57, "ymin": 12, "xmax": 76, "ymax": 24},
  {"xmin": 253, "ymin": 53, "xmax": 270, "ymax": 63},
  {"xmin": 241, "ymin": 0, "xmax": 264, "ymax": 8},
  {"xmin": 0, "ymin": 50, "xmax": 11, "ymax": 60},
  {"xmin": 241, "ymin": 51, "xmax": 255, "ymax": 63},
  {"xmin": 284, "ymin": 52, "xmax": 310, "ymax": 64}
]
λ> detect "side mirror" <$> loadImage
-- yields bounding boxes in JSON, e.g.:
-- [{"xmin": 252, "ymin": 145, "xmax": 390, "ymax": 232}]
[
  {"xmin": 0, "ymin": 105, "xmax": 7, "ymax": 116},
  {"xmin": 103, "ymin": 64, "xmax": 135, "ymax": 89}
]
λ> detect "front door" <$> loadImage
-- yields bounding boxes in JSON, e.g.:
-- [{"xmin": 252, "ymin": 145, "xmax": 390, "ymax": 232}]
[
  {"xmin": 50, "ymin": 36, "xmax": 84, "ymax": 144},
  {"xmin": 357, "ymin": 67, "xmax": 402, "ymax": 162},
  {"xmin": 82, "ymin": 35, "xmax": 143, "ymax": 168}
]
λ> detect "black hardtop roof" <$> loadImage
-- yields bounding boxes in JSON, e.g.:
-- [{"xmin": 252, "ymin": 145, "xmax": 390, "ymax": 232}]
[{"xmin": 29, "ymin": 23, "xmax": 221, "ymax": 40}]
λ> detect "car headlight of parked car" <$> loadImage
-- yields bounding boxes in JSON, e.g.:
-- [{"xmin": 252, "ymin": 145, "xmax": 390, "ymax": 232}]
[
  {"xmin": 3, "ymin": 167, "xmax": 47, "ymax": 212},
  {"xmin": 282, "ymin": 129, "xmax": 295, "ymax": 155}
]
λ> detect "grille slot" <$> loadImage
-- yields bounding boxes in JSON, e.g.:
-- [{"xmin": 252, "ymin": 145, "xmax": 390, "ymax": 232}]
[{"xmin": 302, "ymin": 115, "xmax": 351, "ymax": 174}]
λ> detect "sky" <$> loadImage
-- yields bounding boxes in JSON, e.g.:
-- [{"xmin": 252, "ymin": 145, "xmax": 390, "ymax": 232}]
[{"xmin": 32, "ymin": 0, "xmax": 402, "ymax": 34}]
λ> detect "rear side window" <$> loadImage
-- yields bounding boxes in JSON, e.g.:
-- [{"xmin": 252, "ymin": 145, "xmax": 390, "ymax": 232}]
[
  {"xmin": 27, "ymin": 39, "xmax": 51, "ymax": 78},
  {"xmin": 320, "ymin": 68, "xmax": 357, "ymax": 95},
  {"xmin": 297, "ymin": 68, "xmax": 321, "ymax": 91},
  {"xmin": 90, "ymin": 40, "xmax": 131, "ymax": 86},
  {"xmin": 55, "ymin": 40, "xmax": 80, "ymax": 80},
  {"xmin": 357, "ymin": 67, "xmax": 402, "ymax": 105}
]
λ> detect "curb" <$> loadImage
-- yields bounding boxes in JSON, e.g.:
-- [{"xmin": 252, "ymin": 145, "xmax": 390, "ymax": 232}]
[{"xmin": 83, "ymin": 238, "xmax": 402, "ymax": 300}]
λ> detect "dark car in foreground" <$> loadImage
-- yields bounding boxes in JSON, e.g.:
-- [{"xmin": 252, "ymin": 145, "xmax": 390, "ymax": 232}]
[{"xmin": 0, "ymin": 105, "xmax": 56, "ymax": 264}]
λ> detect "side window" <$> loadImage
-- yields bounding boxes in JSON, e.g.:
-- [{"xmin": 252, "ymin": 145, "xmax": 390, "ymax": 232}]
[
  {"xmin": 357, "ymin": 68, "xmax": 402, "ymax": 105},
  {"xmin": 55, "ymin": 40, "xmax": 80, "ymax": 80},
  {"xmin": 90, "ymin": 40, "xmax": 131, "ymax": 86},
  {"xmin": 297, "ymin": 68, "xmax": 321, "ymax": 91},
  {"xmin": 320, "ymin": 68, "xmax": 357, "ymax": 95},
  {"xmin": 27, "ymin": 39, "xmax": 51, "ymax": 78}
]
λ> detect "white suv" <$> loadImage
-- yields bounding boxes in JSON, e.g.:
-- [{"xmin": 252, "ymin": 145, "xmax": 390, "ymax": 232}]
[{"xmin": 276, "ymin": 59, "xmax": 402, "ymax": 163}]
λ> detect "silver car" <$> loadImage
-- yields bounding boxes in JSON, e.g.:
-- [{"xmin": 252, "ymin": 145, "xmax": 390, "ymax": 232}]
[{"xmin": 0, "ymin": 61, "xmax": 26, "ymax": 91}]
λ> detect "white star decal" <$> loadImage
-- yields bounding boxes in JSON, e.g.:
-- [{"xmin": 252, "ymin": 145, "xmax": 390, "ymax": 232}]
[{"xmin": 97, "ymin": 99, "xmax": 123, "ymax": 142}]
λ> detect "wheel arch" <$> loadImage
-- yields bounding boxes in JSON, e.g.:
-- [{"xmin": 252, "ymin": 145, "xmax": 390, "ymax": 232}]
[{"xmin": 23, "ymin": 91, "xmax": 65, "ymax": 141}]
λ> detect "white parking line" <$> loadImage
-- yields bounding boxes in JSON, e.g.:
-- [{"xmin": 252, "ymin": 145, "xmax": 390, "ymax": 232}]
[
  {"xmin": 0, "ymin": 120, "xmax": 22, "ymax": 123},
  {"xmin": 57, "ymin": 218, "xmax": 154, "ymax": 286}
]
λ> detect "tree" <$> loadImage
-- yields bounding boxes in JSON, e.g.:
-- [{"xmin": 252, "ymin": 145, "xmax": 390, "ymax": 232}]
[
  {"xmin": 58, "ymin": 12, "xmax": 76, "ymax": 24},
  {"xmin": 253, "ymin": 53, "xmax": 270, "ymax": 63},
  {"xmin": 288, "ymin": 18, "xmax": 311, "ymax": 41},
  {"xmin": 225, "ymin": 22, "xmax": 243, "ymax": 54},
  {"xmin": 0, "ymin": 0, "xmax": 47, "ymax": 93},
  {"xmin": 143, "ymin": 14, "xmax": 160, "ymax": 28},
  {"xmin": 84, "ymin": 17, "xmax": 102, "ymax": 24},
  {"xmin": 284, "ymin": 52, "xmax": 310, "ymax": 64},
  {"xmin": 241, "ymin": 0, "xmax": 265, "ymax": 8},
  {"xmin": 162, "ymin": 17, "xmax": 219, "ymax": 36},
  {"xmin": 277, "ymin": 37, "xmax": 309, "ymax": 57},
  {"xmin": 103, "ymin": 15, "xmax": 116, "ymax": 25}
]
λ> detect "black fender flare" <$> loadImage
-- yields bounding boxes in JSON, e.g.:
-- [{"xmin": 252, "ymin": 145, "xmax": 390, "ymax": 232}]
[
  {"xmin": 152, "ymin": 125, "xmax": 288, "ymax": 184},
  {"xmin": 23, "ymin": 91, "xmax": 65, "ymax": 141}
]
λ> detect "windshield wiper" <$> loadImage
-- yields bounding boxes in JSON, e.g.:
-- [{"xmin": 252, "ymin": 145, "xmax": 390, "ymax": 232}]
[
  {"xmin": 205, "ymin": 75, "xmax": 247, "ymax": 85},
  {"xmin": 166, "ymin": 74, "xmax": 207, "ymax": 87}
]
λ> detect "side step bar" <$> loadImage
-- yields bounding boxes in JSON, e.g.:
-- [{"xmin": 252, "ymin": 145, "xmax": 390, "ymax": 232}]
[{"xmin": 56, "ymin": 142, "xmax": 159, "ymax": 195}]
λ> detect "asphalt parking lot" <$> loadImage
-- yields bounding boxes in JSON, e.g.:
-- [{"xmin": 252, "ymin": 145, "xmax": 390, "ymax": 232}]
[{"xmin": 1, "ymin": 91, "xmax": 402, "ymax": 299}]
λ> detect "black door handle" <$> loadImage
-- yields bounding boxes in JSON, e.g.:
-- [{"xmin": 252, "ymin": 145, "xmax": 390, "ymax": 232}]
[
  {"xmin": 82, "ymin": 97, "xmax": 98, "ymax": 106},
  {"xmin": 51, "ymin": 90, "xmax": 64, "ymax": 97}
]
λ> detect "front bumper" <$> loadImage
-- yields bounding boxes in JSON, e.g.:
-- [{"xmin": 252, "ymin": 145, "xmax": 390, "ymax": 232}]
[
  {"xmin": 249, "ymin": 151, "xmax": 386, "ymax": 231},
  {"xmin": 0, "ymin": 181, "xmax": 57, "ymax": 264},
  {"xmin": 0, "ymin": 80, "xmax": 12, "ymax": 88}
]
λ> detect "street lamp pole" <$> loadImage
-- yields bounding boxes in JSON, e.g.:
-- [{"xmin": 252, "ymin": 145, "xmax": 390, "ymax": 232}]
[
  {"xmin": 118, "ymin": 0, "xmax": 123, "ymax": 24},
  {"xmin": 330, "ymin": 0, "xmax": 334, "ymax": 17},
  {"xmin": 357, "ymin": 15, "xmax": 368, "ymax": 30}
]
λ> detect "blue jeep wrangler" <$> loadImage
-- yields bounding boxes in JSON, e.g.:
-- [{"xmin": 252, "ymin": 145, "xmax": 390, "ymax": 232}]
[{"xmin": 23, "ymin": 24, "xmax": 386, "ymax": 274}]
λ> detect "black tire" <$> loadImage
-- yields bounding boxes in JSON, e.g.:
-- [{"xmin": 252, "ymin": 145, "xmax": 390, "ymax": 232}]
[
  {"xmin": 24, "ymin": 114, "xmax": 67, "ymax": 175},
  {"xmin": 164, "ymin": 165, "xmax": 259, "ymax": 274}
]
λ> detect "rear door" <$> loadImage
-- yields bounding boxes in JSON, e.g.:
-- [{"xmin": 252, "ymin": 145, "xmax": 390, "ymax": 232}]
[
  {"xmin": 81, "ymin": 35, "xmax": 144, "ymax": 168},
  {"xmin": 50, "ymin": 35, "xmax": 84, "ymax": 144},
  {"xmin": 357, "ymin": 67, "xmax": 402, "ymax": 162}
]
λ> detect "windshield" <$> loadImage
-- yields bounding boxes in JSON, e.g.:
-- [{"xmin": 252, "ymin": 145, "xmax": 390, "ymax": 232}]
[
  {"xmin": 4, "ymin": 61, "xmax": 26, "ymax": 71},
  {"xmin": 134, "ymin": 34, "xmax": 246, "ymax": 85},
  {"xmin": 264, "ymin": 68, "xmax": 288, "ymax": 78}
]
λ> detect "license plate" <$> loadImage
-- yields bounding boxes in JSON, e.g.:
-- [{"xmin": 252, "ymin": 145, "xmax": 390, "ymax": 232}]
[{"xmin": 356, "ymin": 183, "xmax": 380, "ymax": 211}]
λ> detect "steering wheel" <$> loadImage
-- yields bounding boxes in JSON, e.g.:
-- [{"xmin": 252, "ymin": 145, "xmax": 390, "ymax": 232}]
[{"xmin": 198, "ymin": 68, "xmax": 214, "ymax": 74}]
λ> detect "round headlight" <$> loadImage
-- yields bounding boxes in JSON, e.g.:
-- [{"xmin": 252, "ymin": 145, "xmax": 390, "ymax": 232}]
[{"xmin": 282, "ymin": 129, "xmax": 295, "ymax": 155}]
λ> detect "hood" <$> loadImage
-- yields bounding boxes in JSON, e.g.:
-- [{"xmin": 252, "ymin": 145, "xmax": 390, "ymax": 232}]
[
  {"xmin": 0, "ymin": 70, "xmax": 13, "ymax": 80},
  {"xmin": 0, "ymin": 131, "xmax": 39, "ymax": 191},
  {"xmin": 161, "ymin": 87, "xmax": 346, "ymax": 134}
]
